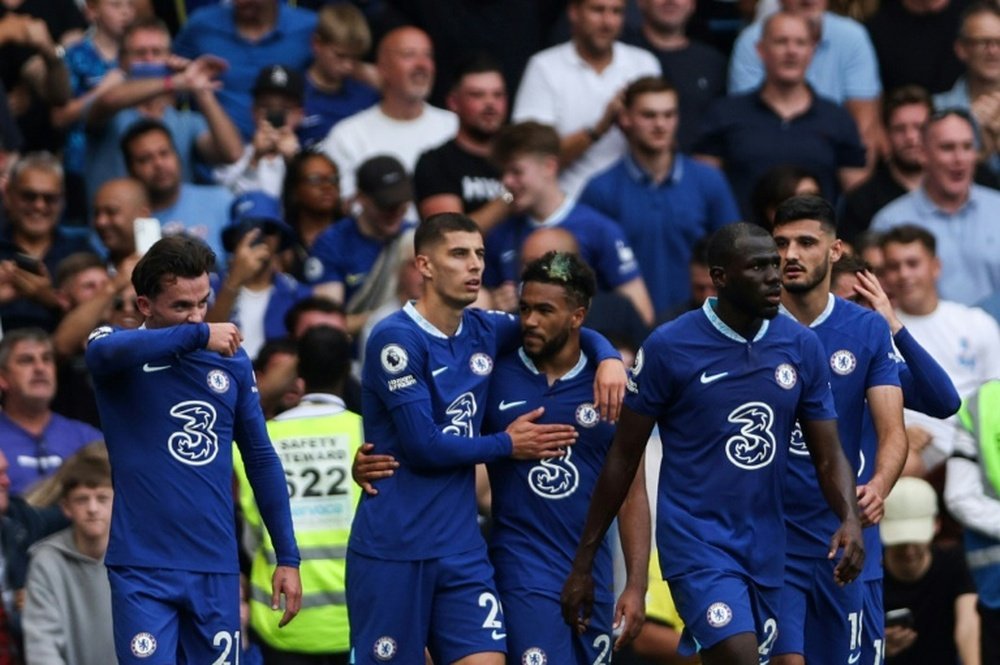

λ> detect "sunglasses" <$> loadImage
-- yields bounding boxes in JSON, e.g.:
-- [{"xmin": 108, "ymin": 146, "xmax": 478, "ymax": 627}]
[{"xmin": 18, "ymin": 189, "xmax": 60, "ymax": 205}]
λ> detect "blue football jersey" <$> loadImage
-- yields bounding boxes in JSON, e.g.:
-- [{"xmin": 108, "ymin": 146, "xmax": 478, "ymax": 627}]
[
  {"xmin": 86, "ymin": 323, "xmax": 298, "ymax": 573},
  {"xmin": 626, "ymin": 299, "xmax": 837, "ymax": 588},
  {"xmin": 781, "ymin": 296, "xmax": 900, "ymax": 556},
  {"xmin": 484, "ymin": 350, "xmax": 617, "ymax": 603},
  {"xmin": 352, "ymin": 303, "xmax": 521, "ymax": 560}
]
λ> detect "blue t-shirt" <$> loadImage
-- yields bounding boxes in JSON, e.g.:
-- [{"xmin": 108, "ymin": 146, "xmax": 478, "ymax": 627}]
[
  {"xmin": 173, "ymin": 3, "xmax": 317, "ymax": 139},
  {"xmin": 154, "ymin": 183, "xmax": 234, "ymax": 261},
  {"xmin": 85, "ymin": 323, "xmax": 299, "ymax": 573},
  {"xmin": 308, "ymin": 217, "xmax": 417, "ymax": 302},
  {"xmin": 579, "ymin": 154, "xmax": 738, "ymax": 315},
  {"xmin": 484, "ymin": 201, "xmax": 641, "ymax": 290},
  {"xmin": 484, "ymin": 349, "xmax": 616, "ymax": 603},
  {"xmin": 298, "ymin": 76, "xmax": 379, "ymax": 149},
  {"xmin": 626, "ymin": 299, "xmax": 837, "ymax": 588},
  {"xmin": 0, "ymin": 412, "xmax": 102, "ymax": 495},
  {"xmin": 64, "ymin": 36, "xmax": 115, "ymax": 174},
  {"xmin": 781, "ymin": 296, "xmax": 899, "ymax": 557}
]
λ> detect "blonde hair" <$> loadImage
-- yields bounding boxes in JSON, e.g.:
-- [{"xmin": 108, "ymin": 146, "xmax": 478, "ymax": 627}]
[{"xmin": 315, "ymin": 3, "xmax": 372, "ymax": 55}]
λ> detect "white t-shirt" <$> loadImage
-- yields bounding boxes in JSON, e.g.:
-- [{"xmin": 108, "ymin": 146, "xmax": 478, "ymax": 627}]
[
  {"xmin": 897, "ymin": 300, "xmax": 1000, "ymax": 463},
  {"xmin": 213, "ymin": 145, "xmax": 286, "ymax": 199},
  {"xmin": 234, "ymin": 285, "xmax": 273, "ymax": 361},
  {"xmin": 318, "ymin": 103, "xmax": 459, "ymax": 201},
  {"xmin": 512, "ymin": 41, "xmax": 661, "ymax": 198}
]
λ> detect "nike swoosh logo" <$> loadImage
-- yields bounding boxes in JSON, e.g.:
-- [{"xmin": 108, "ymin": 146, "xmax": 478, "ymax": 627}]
[
  {"xmin": 847, "ymin": 652, "xmax": 861, "ymax": 664},
  {"xmin": 498, "ymin": 400, "xmax": 526, "ymax": 411},
  {"xmin": 700, "ymin": 371, "xmax": 728, "ymax": 384},
  {"xmin": 431, "ymin": 367, "xmax": 448, "ymax": 377},
  {"xmin": 491, "ymin": 630, "xmax": 506, "ymax": 640},
  {"xmin": 142, "ymin": 363, "xmax": 171, "ymax": 373}
]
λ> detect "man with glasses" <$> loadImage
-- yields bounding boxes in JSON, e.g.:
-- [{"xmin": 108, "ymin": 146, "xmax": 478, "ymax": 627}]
[
  {"xmin": 0, "ymin": 152, "xmax": 91, "ymax": 332},
  {"xmin": 872, "ymin": 109, "xmax": 1000, "ymax": 305}
]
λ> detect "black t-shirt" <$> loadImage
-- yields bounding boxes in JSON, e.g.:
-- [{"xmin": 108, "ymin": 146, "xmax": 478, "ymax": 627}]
[
  {"xmin": 413, "ymin": 139, "xmax": 504, "ymax": 215},
  {"xmin": 884, "ymin": 544, "xmax": 976, "ymax": 665},
  {"xmin": 622, "ymin": 30, "xmax": 727, "ymax": 153},
  {"xmin": 866, "ymin": 0, "xmax": 968, "ymax": 95}
]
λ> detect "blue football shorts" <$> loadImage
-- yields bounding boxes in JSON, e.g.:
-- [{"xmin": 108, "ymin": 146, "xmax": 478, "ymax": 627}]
[
  {"xmin": 108, "ymin": 565, "xmax": 240, "ymax": 665},
  {"xmin": 499, "ymin": 588, "xmax": 614, "ymax": 665},
  {"xmin": 346, "ymin": 546, "xmax": 506, "ymax": 664},
  {"xmin": 772, "ymin": 553, "xmax": 864, "ymax": 663}
]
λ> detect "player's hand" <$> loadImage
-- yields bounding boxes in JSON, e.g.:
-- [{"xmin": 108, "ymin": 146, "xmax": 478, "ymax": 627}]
[
  {"xmin": 352, "ymin": 443, "xmax": 398, "ymax": 495},
  {"xmin": 828, "ymin": 516, "xmax": 865, "ymax": 586},
  {"xmin": 593, "ymin": 359, "xmax": 626, "ymax": 423},
  {"xmin": 560, "ymin": 567, "xmax": 595, "ymax": 634},
  {"xmin": 612, "ymin": 584, "xmax": 645, "ymax": 651},
  {"xmin": 852, "ymin": 270, "xmax": 902, "ymax": 334},
  {"xmin": 856, "ymin": 479, "xmax": 886, "ymax": 527},
  {"xmin": 206, "ymin": 322, "xmax": 242, "ymax": 356},
  {"xmin": 271, "ymin": 565, "xmax": 302, "ymax": 628},
  {"xmin": 507, "ymin": 407, "xmax": 578, "ymax": 460}
]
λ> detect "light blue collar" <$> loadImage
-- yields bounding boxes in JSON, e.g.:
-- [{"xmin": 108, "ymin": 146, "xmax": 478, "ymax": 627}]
[
  {"xmin": 518, "ymin": 347, "xmax": 588, "ymax": 381},
  {"xmin": 779, "ymin": 292, "xmax": 835, "ymax": 328},
  {"xmin": 402, "ymin": 300, "xmax": 461, "ymax": 339},
  {"xmin": 701, "ymin": 297, "xmax": 769, "ymax": 343}
]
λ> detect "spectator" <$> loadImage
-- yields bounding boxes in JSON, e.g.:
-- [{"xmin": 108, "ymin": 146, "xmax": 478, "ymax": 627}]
[
  {"xmin": 934, "ymin": 2, "xmax": 1000, "ymax": 166},
  {"xmin": 881, "ymin": 476, "xmax": 980, "ymax": 665},
  {"xmin": 694, "ymin": 12, "xmax": 868, "ymax": 216},
  {"xmin": 299, "ymin": 3, "xmax": 379, "ymax": 149},
  {"xmin": 207, "ymin": 191, "xmax": 311, "ymax": 360},
  {"xmin": 414, "ymin": 53, "xmax": 511, "ymax": 231},
  {"xmin": 52, "ymin": 0, "xmax": 135, "ymax": 224},
  {"xmin": 878, "ymin": 225, "xmax": 1000, "ymax": 470},
  {"xmin": 866, "ymin": 0, "xmax": 966, "ymax": 96},
  {"xmin": 749, "ymin": 164, "xmax": 821, "ymax": 228},
  {"xmin": 0, "ymin": 152, "xmax": 92, "ymax": 332},
  {"xmin": 488, "ymin": 121, "xmax": 655, "ymax": 326},
  {"xmin": 84, "ymin": 17, "xmax": 243, "ymax": 204},
  {"xmin": 22, "ymin": 449, "xmax": 115, "ymax": 665},
  {"xmin": 280, "ymin": 151, "xmax": 342, "ymax": 283},
  {"xmin": 0, "ymin": 328, "xmax": 102, "ymax": 495},
  {"xmin": 310, "ymin": 155, "xmax": 417, "ymax": 332},
  {"xmin": 623, "ymin": 0, "xmax": 728, "ymax": 152},
  {"xmin": 946, "ymin": 379, "xmax": 1000, "ymax": 665},
  {"xmin": 120, "ymin": 117, "xmax": 233, "ymax": 261},
  {"xmin": 871, "ymin": 110, "xmax": 1000, "ymax": 305},
  {"xmin": 728, "ymin": 0, "xmax": 882, "ymax": 158},
  {"xmin": 214, "ymin": 65, "xmax": 305, "ymax": 198},
  {"xmin": 90, "ymin": 177, "xmax": 149, "ymax": 274},
  {"xmin": 252, "ymin": 337, "xmax": 302, "ymax": 421},
  {"xmin": 319, "ymin": 26, "xmax": 458, "ymax": 202},
  {"xmin": 580, "ymin": 76, "xmax": 738, "ymax": 317},
  {"xmin": 512, "ymin": 0, "xmax": 661, "ymax": 198},
  {"xmin": 172, "ymin": 0, "xmax": 317, "ymax": 140}
]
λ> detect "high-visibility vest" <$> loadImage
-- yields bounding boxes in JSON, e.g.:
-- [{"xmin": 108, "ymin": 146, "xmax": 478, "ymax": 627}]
[{"xmin": 235, "ymin": 408, "xmax": 362, "ymax": 653}]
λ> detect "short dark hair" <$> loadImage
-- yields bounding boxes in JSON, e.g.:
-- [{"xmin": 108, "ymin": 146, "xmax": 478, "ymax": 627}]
[
  {"xmin": 707, "ymin": 222, "xmax": 774, "ymax": 268},
  {"xmin": 120, "ymin": 118, "xmax": 176, "ymax": 170},
  {"xmin": 414, "ymin": 213, "xmax": 480, "ymax": 254},
  {"xmin": 772, "ymin": 195, "xmax": 837, "ymax": 234},
  {"xmin": 131, "ymin": 235, "xmax": 216, "ymax": 298},
  {"xmin": 521, "ymin": 251, "xmax": 596, "ymax": 309},
  {"xmin": 61, "ymin": 448, "xmax": 112, "ymax": 498},
  {"xmin": 882, "ymin": 85, "xmax": 932, "ymax": 128},
  {"xmin": 449, "ymin": 51, "xmax": 504, "ymax": 91},
  {"xmin": 253, "ymin": 336, "xmax": 298, "ymax": 371},
  {"xmin": 0, "ymin": 328, "xmax": 50, "ymax": 368},
  {"xmin": 54, "ymin": 252, "xmax": 106, "ymax": 290},
  {"xmin": 831, "ymin": 253, "xmax": 869, "ymax": 281},
  {"xmin": 750, "ymin": 165, "xmax": 820, "ymax": 228},
  {"xmin": 879, "ymin": 224, "xmax": 937, "ymax": 256},
  {"xmin": 623, "ymin": 76, "xmax": 677, "ymax": 108},
  {"xmin": 283, "ymin": 296, "xmax": 346, "ymax": 337},
  {"xmin": 122, "ymin": 16, "xmax": 170, "ymax": 52},
  {"xmin": 959, "ymin": 1, "xmax": 1000, "ymax": 38},
  {"xmin": 297, "ymin": 325, "xmax": 352, "ymax": 393},
  {"xmin": 491, "ymin": 121, "xmax": 560, "ymax": 166}
]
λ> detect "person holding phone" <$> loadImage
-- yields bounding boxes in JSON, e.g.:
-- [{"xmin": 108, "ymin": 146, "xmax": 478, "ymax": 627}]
[{"xmin": 214, "ymin": 65, "xmax": 305, "ymax": 199}]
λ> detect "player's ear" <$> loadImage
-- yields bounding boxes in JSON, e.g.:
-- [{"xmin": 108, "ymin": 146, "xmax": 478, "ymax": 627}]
[
  {"xmin": 135, "ymin": 295, "xmax": 154, "ymax": 318},
  {"xmin": 709, "ymin": 265, "xmax": 726, "ymax": 290},
  {"xmin": 414, "ymin": 253, "xmax": 434, "ymax": 280}
]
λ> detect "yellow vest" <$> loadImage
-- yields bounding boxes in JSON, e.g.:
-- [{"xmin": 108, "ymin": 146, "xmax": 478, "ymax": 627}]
[{"xmin": 234, "ymin": 405, "xmax": 362, "ymax": 653}]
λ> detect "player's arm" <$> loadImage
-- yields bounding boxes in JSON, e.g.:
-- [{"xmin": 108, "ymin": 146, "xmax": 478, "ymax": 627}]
[
  {"xmin": 563, "ymin": 406, "xmax": 655, "ymax": 633},
  {"xmin": 858, "ymin": 384, "xmax": 906, "ymax": 526},
  {"xmin": 800, "ymin": 418, "xmax": 865, "ymax": 585},
  {"xmin": 84, "ymin": 323, "xmax": 209, "ymax": 374},
  {"xmin": 613, "ymin": 459, "xmax": 650, "ymax": 651}
]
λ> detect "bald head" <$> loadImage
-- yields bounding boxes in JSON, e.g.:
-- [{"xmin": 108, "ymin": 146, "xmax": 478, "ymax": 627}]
[
  {"xmin": 93, "ymin": 178, "xmax": 150, "ymax": 259},
  {"xmin": 521, "ymin": 227, "xmax": 580, "ymax": 268},
  {"xmin": 377, "ymin": 26, "xmax": 435, "ymax": 103}
]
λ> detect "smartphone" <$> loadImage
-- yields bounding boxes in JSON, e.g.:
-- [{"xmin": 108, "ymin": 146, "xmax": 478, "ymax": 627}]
[
  {"xmin": 266, "ymin": 109, "xmax": 287, "ymax": 128},
  {"xmin": 134, "ymin": 217, "xmax": 162, "ymax": 256},
  {"xmin": 885, "ymin": 607, "xmax": 914, "ymax": 629},
  {"xmin": 13, "ymin": 253, "xmax": 43, "ymax": 275}
]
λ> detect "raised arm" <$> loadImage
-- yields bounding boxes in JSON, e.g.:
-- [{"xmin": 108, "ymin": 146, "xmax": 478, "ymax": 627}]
[{"xmin": 85, "ymin": 323, "xmax": 209, "ymax": 374}]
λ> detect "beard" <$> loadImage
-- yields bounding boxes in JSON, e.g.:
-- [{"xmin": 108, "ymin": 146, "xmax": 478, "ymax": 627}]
[
  {"xmin": 783, "ymin": 259, "xmax": 830, "ymax": 295},
  {"xmin": 524, "ymin": 327, "xmax": 571, "ymax": 363}
]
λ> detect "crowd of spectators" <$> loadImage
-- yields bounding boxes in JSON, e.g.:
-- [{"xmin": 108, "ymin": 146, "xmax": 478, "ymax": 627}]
[{"xmin": 2, "ymin": 0, "xmax": 1000, "ymax": 662}]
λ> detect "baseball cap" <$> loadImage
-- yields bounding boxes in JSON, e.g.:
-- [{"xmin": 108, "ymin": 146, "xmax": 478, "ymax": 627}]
[
  {"xmin": 223, "ymin": 191, "xmax": 294, "ymax": 253},
  {"xmin": 356, "ymin": 155, "xmax": 413, "ymax": 210},
  {"xmin": 880, "ymin": 477, "xmax": 938, "ymax": 546},
  {"xmin": 252, "ymin": 65, "xmax": 304, "ymax": 101}
]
